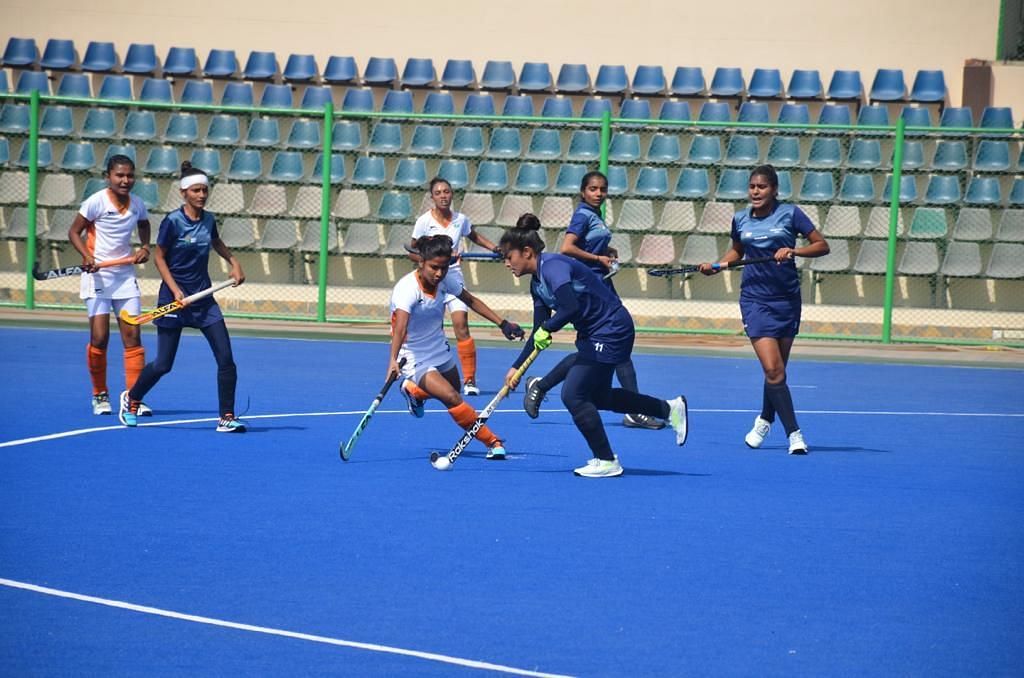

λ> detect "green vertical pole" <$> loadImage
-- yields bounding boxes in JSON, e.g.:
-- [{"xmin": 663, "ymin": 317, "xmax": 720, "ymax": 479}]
[
  {"xmin": 995, "ymin": 0, "xmax": 1005, "ymax": 60},
  {"xmin": 25, "ymin": 89, "xmax": 41, "ymax": 310},
  {"xmin": 317, "ymin": 101, "xmax": 335, "ymax": 322},
  {"xmin": 599, "ymin": 109, "xmax": 611, "ymax": 219},
  {"xmin": 881, "ymin": 115, "xmax": 905, "ymax": 343}
]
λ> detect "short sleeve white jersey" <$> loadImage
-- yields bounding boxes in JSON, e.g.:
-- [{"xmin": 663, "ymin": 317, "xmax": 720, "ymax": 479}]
[
  {"xmin": 390, "ymin": 270, "xmax": 465, "ymax": 368},
  {"xmin": 411, "ymin": 210, "xmax": 473, "ymax": 270},
  {"xmin": 78, "ymin": 189, "xmax": 148, "ymax": 299}
]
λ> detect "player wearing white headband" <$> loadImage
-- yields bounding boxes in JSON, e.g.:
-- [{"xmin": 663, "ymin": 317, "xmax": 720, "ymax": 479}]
[{"xmin": 119, "ymin": 162, "xmax": 247, "ymax": 432}]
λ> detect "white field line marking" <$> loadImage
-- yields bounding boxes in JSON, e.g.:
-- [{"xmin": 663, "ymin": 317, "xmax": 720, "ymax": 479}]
[
  {"xmin": 2, "ymin": 408, "xmax": 1022, "ymax": 449},
  {"xmin": 0, "ymin": 578, "xmax": 573, "ymax": 678}
]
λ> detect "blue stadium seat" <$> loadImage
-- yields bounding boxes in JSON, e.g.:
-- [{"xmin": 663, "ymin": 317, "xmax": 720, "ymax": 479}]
[
  {"xmin": 189, "ymin": 148, "xmax": 223, "ymax": 177},
  {"xmin": 909, "ymin": 70, "xmax": 946, "ymax": 103},
  {"xmin": 556, "ymin": 63, "xmax": 591, "ymax": 93},
  {"xmin": 881, "ymin": 174, "xmax": 918, "ymax": 203},
  {"xmin": 204, "ymin": 48, "xmax": 239, "ymax": 78},
  {"xmin": 0, "ymin": 137, "xmax": 8, "ymax": 166},
  {"xmin": 979, "ymin": 106, "xmax": 1015, "ymax": 134},
  {"xmin": 351, "ymin": 156, "xmax": 387, "ymax": 186},
  {"xmin": 367, "ymin": 122, "xmax": 404, "ymax": 153},
  {"xmin": 139, "ymin": 78, "xmax": 173, "ymax": 104},
  {"xmin": 897, "ymin": 140, "xmax": 926, "ymax": 170},
  {"xmin": 973, "ymin": 140, "xmax": 1012, "ymax": 172},
  {"xmin": 631, "ymin": 65, "xmax": 666, "ymax": 95},
  {"xmin": 776, "ymin": 170, "xmax": 794, "ymax": 201},
  {"xmin": 486, "ymin": 127, "xmax": 522, "ymax": 158},
  {"xmin": 205, "ymin": 115, "xmax": 242, "ymax": 146},
  {"xmin": 81, "ymin": 177, "xmax": 109, "ymax": 201},
  {"xmin": 59, "ymin": 142, "xmax": 96, "ymax": 172},
  {"xmin": 98, "ymin": 75, "xmax": 132, "ymax": 101},
  {"xmin": 440, "ymin": 59, "xmax": 475, "ymax": 88},
  {"xmin": 633, "ymin": 167, "xmax": 669, "ymax": 196},
  {"xmin": 80, "ymin": 108, "xmax": 116, "ymax": 139},
  {"xmin": 472, "ymin": 160, "xmax": 510, "ymax": 192},
  {"xmin": 3, "ymin": 38, "xmax": 38, "ymax": 67},
  {"xmin": 392, "ymin": 158, "xmax": 428, "ymax": 188},
  {"xmin": 566, "ymin": 130, "xmax": 600, "ymax": 161},
  {"xmin": 123, "ymin": 43, "xmax": 158, "ymax": 75},
  {"xmin": 299, "ymin": 86, "xmax": 334, "ymax": 111},
  {"xmin": 341, "ymin": 88, "xmax": 375, "ymax": 113},
  {"xmin": 260, "ymin": 84, "xmax": 293, "ymax": 108},
  {"xmin": 674, "ymin": 167, "xmax": 711, "ymax": 199},
  {"xmin": 710, "ymin": 67, "xmax": 746, "ymax": 98},
  {"xmin": 82, "ymin": 41, "xmax": 117, "ymax": 72},
  {"xmin": 463, "ymin": 93, "xmax": 496, "ymax": 117},
  {"xmin": 180, "ymin": 80, "xmax": 214, "ymax": 106},
  {"xmin": 766, "ymin": 136, "xmax": 801, "ymax": 167},
  {"xmin": 900, "ymin": 106, "xmax": 933, "ymax": 133},
  {"xmin": 16, "ymin": 71, "xmax": 50, "ymax": 95},
  {"xmin": 658, "ymin": 100, "xmax": 691, "ymax": 123},
  {"xmin": 607, "ymin": 166, "xmax": 628, "ymax": 195},
  {"xmin": 938, "ymin": 106, "xmax": 973, "ymax": 130},
  {"xmin": 724, "ymin": 135, "xmax": 760, "ymax": 166},
  {"xmin": 40, "ymin": 106, "xmax": 75, "ymax": 137},
  {"xmin": 377, "ymin": 192, "xmax": 414, "ymax": 221},
  {"xmin": 323, "ymin": 56, "xmax": 359, "ymax": 85},
  {"xmin": 331, "ymin": 121, "xmax": 363, "ymax": 151},
  {"xmin": 817, "ymin": 103, "xmax": 852, "ymax": 127},
  {"xmin": 244, "ymin": 51, "xmax": 279, "ymax": 80},
  {"xmin": 580, "ymin": 98, "xmax": 612, "ymax": 120},
  {"xmin": 963, "ymin": 176, "xmax": 1002, "ymax": 206},
  {"xmin": 16, "ymin": 139, "xmax": 53, "ymax": 168},
  {"xmin": 777, "ymin": 103, "xmax": 810, "ymax": 126},
  {"xmin": 436, "ymin": 159, "xmax": 469, "ymax": 190},
  {"xmin": 1009, "ymin": 179, "xmax": 1024, "ymax": 207},
  {"xmin": 669, "ymin": 66, "xmax": 705, "ymax": 96},
  {"xmin": 451, "ymin": 126, "xmax": 485, "ymax": 156},
  {"xmin": 846, "ymin": 138, "xmax": 882, "ymax": 169},
  {"xmin": 122, "ymin": 110, "xmax": 158, "ymax": 142},
  {"xmin": 553, "ymin": 164, "xmax": 587, "ymax": 195},
  {"xmin": 799, "ymin": 171, "xmax": 837, "ymax": 202},
  {"xmin": 143, "ymin": 146, "xmax": 179, "ymax": 176},
  {"xmin": 540, "ymin": 97, "xmax": 574, "ymax": 119},
  {"xmin": 827, "ymin": 69, "xmax": 863, "ymax": 101},
  {"xmin": 364, "ymin": 56, "xmax": 398, "ymax": 87},
  {"xmin": 869, "ymin": 68, "xmax": 907, "ymax": 102},
  {"xmin": 856, "ymin": 104, "xmax": 890, "ymax": 133},
  {"xmin": 102, "ymin": 143, "xmax": 136, "ymax": 167},
  {"xmin": 480, "ymin": 60, "xmax": 516, "ymax": 91},
  {"xmin": 525, "ymin": 128, "xmax": 563, "ymax": 160},
  {"xmin": 716, "ymin": 168, "xmax": 750, "ymax": 200},
  {"xmin": 245, "ymin": 117, "xmax": 281, "ymax": 147},
  {"xmin": 311, "ymin": 152, "xmax": 346, "ymax": 184},
  {"xmin": 399, "ymin": 57, "xmax": 436, "ymax": 88},
  {"xmin": 608, "ymin": 133, "xmax": 642, "ymax": 163},
  {"xmin": 787, "ymin": 69, "xmax": 823, "ymax": 99},
  {"xmin": 409, "ymin": 125, "xmax": 444, "ymax": 155},
  {"xmin": 422, "ymin": 92, "xmax": 455, "ymax": 115},
  {"xmin": 164, "ymin": 113, "xmax": 199, "ymax": 144},
  {"xmin": 284, "ymin": 54, "xmax": 318, "ymax": 82},
  {"xmin": 619, "ymin": 98, "xmax": 652, "ymax": 123},
  {"xmin": 220, "ymin": 82, "xmax": 254, "ymax": 107},
  {"xmin": 131, "ymin": 180, "xmax": 160, "ymax": 209},
  {"xmin": 164, "ymin": 46, "xmax": 198, "ymax": 76},
  {"xmin": 513, "ymin": 162, "xmax": 550, "ymax": 193},
  {"xmin": 285, "ymin": 119, "xmax": 320, "ymax": 149},
  {"xmin": 737, "ymin": 102, "xmax": 770, "ymax": 126},
  {"xmin": 697, "ymin": 101, "xmax": 732, "ymax": 124},
  {"xmin": 922, "ymin": 175, "xmax": 961, "ymax": 205},
  {"xmin": 381, "ymin": 89, "xmax": 414, "ymax": 114},
  {"xmin": 594, "ymin": 65, "xmax": 629, "ymax": 96},
  {"xmin": 56, "ymin": 73, "xmax": 90, "ymax": 98},
  {"xmin": 930, "ymin": 140, "xmax": 968, "ymax": 171},
  {"xmin": 41, "ymin": 38, "xmax": 75, "ymax": 70},
  {"xmin": 519, "ymin": 62, "xmax": 554, "ymax": 92},
  {"xmin": 687, "ymin": 135, "xmax": 722, "ymax": 165},
  {"xmin": 502, "ymin": 94, "xmax": 535, "ymax": 117}
]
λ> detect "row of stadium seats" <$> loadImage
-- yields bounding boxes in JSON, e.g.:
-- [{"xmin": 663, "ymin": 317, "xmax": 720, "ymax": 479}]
[{"xmin": 3, "ymin": 37, "xmax": 950, "ymax": 104}]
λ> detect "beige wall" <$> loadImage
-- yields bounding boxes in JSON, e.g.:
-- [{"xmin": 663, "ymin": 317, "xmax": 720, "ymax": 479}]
[{"xmin": 4, "ymin": 0, "xmax": 1011, "ymax": 113}]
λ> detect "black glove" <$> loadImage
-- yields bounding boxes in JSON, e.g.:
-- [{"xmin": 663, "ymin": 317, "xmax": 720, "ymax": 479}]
[
  {"xmin": 491, "ymin": 246, "xmax": 502, "ymax": 255},
  {"xmin": 499, "ymin": 319, "xmax": 525, "ymax": 340}
]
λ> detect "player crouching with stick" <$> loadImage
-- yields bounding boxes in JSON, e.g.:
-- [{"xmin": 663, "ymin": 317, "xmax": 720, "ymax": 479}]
[
  {"xmin": 499, "ymin": 220, "xmax": 689, "ymax": 478},
  {"xmin": 389, "ymin": 235, "xmax": 524, "ymax": 460}
]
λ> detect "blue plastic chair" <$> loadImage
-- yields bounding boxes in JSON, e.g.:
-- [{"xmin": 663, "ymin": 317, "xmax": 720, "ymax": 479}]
[
  {"xmin": 422, "ymin": 92, "xmax": 455, "ymax": 115},
  {"xmin": 285, "ymin": 119, "xmax": 321, "ymax": 149},
  {"xmin": 846, "ymin": 138, "xmax": 882, "ymax": 169},
  {"xmin": 323, "ymin": 56, "xmax": 359, "ymax": 84},
  {"xmin": 674, "ymin": 168, "xmax": 710, "ymax": 199},
  {"xmin": 143, "ymin": 146, "xmax": 180, "ymax": 176},
  {"xmin": 102, "ymin": 144, "xmax": 136, "ymax": 167},
  {"xmin": 519, "ymin": 62, "xmax": 554, "ymax": 92},
  {"xmin": 180, "ymin": 80, "xmax": 214, "ymax": 106},
  {"xmin": 553, "ymin": 164, "xmax": 587, "ymax": 195},
  {"xmin": 122, "ymin": 110, "xmax": 158, "ymax": 142},
  {"xmin": 131, "ymin": 180, "xmax": 160, "ymax": 209},
  {"xmin": 724, "ymin": 135, "xmax": 760, "ymax": 166},
  {"xmin": 856, "ymin": 104, "xmax": 891, "ymax": 134},
  {"xmin": 979, "ymin": 107, "xmax": 1015, "ymax": 134},
  {"xmin": 486, "ymin": 127, "xmax": 522, "ymax": 158},
  {"xmin": 392, "ymin": 158, "xmax": 428, "ymax": 188},
  {"xmin": 974, "ymin": 140, "xmax": 1012, "ymax": 172},
  {"xmin": 203, "ymin": 48, "xmax": 239, "ymax": 78},
  {"xmin": 827, "ymin": 70, "xmax": 864, "ymax": 103},
  {"xmin": 787, "ymin": 69, "xmax": 823, "ymax": 99},
  {"xmin": 775, "ymin": 103, "xmax": 809, "ymax": 127},
  {"xmin": 716, "ymin": 168, "xmax": 751, "ymax": 200},
  {"xmin": 869, "ymin": 68, "xmax": 906, "ymax": 102},
  {"xmin": 540, "ymin": 97, "xmax": 574, "ymax": 119},
  {"xmin": 799, "ymin": 171, "xmax": 837, "ymax": 202},
  {"xmin": 609, "ymin": 133, "xmax": 642, "ymax": 163},
  {"xmin": 164, "ymin": 46, "xmax": 198, "ymax": 76},
  {"xmin": 139, "ymin": 78, "xmax": 173, "ymax": 104},
  {"xmin": 901, "ymin": 106, "xmax": 933, "ymax": 134},
  {"xmin": 556, "ymin": 63, "xmax": 590, "ymax": 93},
  {"xmin": 631, "ymin": 65, "xmax": 666, "ymax": 95},
  {"xmin": 580, "ymin": 98, "xmax": 612, "ymax": 120},
  {"xmin": 480, "ymin": 60, "xmax": 516, "ymax": 91},
  {"xmin": 737, "ymin": 102, "xmax": 770, "ymax": 126},
  {"xmin": 260, "ymin": 84, "xmax": 293, "ymax": 108},
  {"xmin": 513, "ymin": 162, "xmax": 550, "ymax": 193},
  {"xmin": 3, "ymin": 38, "xmax": 38, "ymax": 66},
  {"xmin": 909, "ymin": 70, "xmax": 946, "ymax": 103},
  {"xmin": 440, "ymin": 59, "xmax": 475, "ymax": 88},
  {"xmin": 776, "ymin": 171, "xmax": 794, "ymax": 201},
  {"xmin": 765, "ymin": 136, "xmax": 801, "ymax": 167},
  {"xmin": 16, "ymin": 71, "xmax": 50, "ymax": 95},
  {"xmin": 607, "ymin": 166, "xmax": 628, "ymax": 195},
  {"xmin": 245, "ymin": 117, "xmax": 281, "ymax": 147},
  {"xmin": 381, "ymin": 90, "xmax": 414, "ymax": 115},
  {"xmin": 922, "ymin": 175, "xmax": 961, "ymax": 205},
  {"xmin": 566, "ymin": 130, "xmax": 601, "ymax": 161},
  {"xmin": 267, "ymin": 151, "xmax": 305, "ymax": 183},
  {"xmin": 284, "ymin": 54, "xmax": 318, "ymax": 82},
  {"xmin": 437, "ymin": 159, "xmax": 469, "ymax": 190},
  {"xmin": 0, "ymin": 137, "xmax": 8, "ymax": 166},
  {"xmin": 15, "ymin": 139, "xmax": 53, "ymax": 168},
  {"xmin": 881, "ymin": 174, "xmax": 918, "ymax": 203},
  {"xmin": 698, "ymin": 101, "xmax": 732, "ymax": 124},
  {"xmin": 817, "ymin": 103, "xmax": 853, "ymax": 127},
  {"xmin": 244, "ymin": 51, "xmax": 279, "ymax": 80},
  {"xmin": 377, "ymin": 192, "xmax": 414, "ymax": 221},
  {"xmin": 898, "ymin": 141, "xmax": 926, "ymax": 170},
  {"xmin": 59, "ymin": 142, "xmax": 97, "ymax": 172},
  {"xmin": 190, "ymin": 148, "xmax": 223, "ymax": 177},
  {"xmin": 451, "ymin": 126, "xmax": 485, "ymax": 157},
  {"xmin": 930, "ymin": 140, "xmax": 968, "ymax": 171},
  {"xmin": 619, "ymin": 98, "xmax": 652, "ymax": 124},
  {"xmin": 964, "ymin": 177, "xmax": 1002, "ymax": 206},
  {"xmin": 501, "ymin": 94, "xmax": 535, "ymax": 117},
  {"xmin": 205, "ymin": 115, "xmax": 242, "ymax": 146},
  {"xmin": 594, "ymin": 65, "xmax": 629, "ymax": 96},
  {"xmin": 364, "ymin": 56, "xmax": 398, "ymax": 86},
  {"xmin": 410, "ymin": 125, "xmax": 444, "ymax": 155},
  {"xmin": 164, "ymin": 113, "xmax": 199, "ymax": 144},
  {"xmin": 82, "ymin": 41, "xmax": 117, "ymax": 72},
  {"xmin": 123, "ymin": 43, "xmax": 158, "ymax": 75},
  {"xmin": 351, "ymin": 156, "xmax": 387, "ymax": 186},
  {"xmin": 710, "ymin": 67, "xmax": 745, "ymax": 97},
  {"xmin": 226, "ymin": 149, "xmax": 263, "ymax": 181},
  {"xmin": 311, "ymin": 153, "xmax": 346, "ymax": 184},
  {"xmin": 40, "ymin": 106, "xmax": 75, "ymax": 137},
  {"xmin": 1008, "ymin": 179, "xmax": 1024, "ymax": 207},
  {"xmin": 748, "ymin": 68, "xmax": 783, "ymax": 98},
  {"xmin": 633, "ymin": 167, "xmax": 669, "ymax": 196},
  {"xmin": 659, "ymin": 100, "xmax": 691, "ymax": 123},
  {"xmin": 669, "ymin": 66, "xmax": 705, "ymax": 96},
  {"xmin": 472, "ymin": 160, "xmax": 510, "ymax": 192},
  {"xmin": 221, "ymin": 82, "xmax": 254, "ymax": 107},
  {"xmin": 80, "ymin": 109, "xmax": 116, "ymax": 139},
  {"xmin": 525, "ymin": 128, "xmax": 563, "ymax": 160},
  {"xmin": 463, "ymin": 93, "xmax": 496, "ymax": 117},
  {"xmin": 331, "ymin": 121, "xmax": 363, "ymax": 151},
  {"xmin": 939, "ymin": 106, "xmax": 973, "ymax": 130},
  {"xmin": 687, "ymin": 135, "xmax": 723, "ymax": 165},
  {"xmin": 299, "ymin": 86, "xmax": 334, "ymax": 111},
  {"xmin": 97, "ymin": 75, "xmax": 131, "ymax": 100},
  {"xmin": 644, "ymin": 134, "xmax": 680, "ymax": 164},
  {"xmin": 41, "ymin": 39, "xmax": 75, "ymax": 69},
  {"xmin": 341, "ymin": 88, "xmax": 375, "ymax": 113},
  {"xmin": 368, "ymin": 122, "xmax": 404, "ymax": 154},
  {"xmin": 55, "ymin": 73, "xmax": 90, "ymax": 98},
  {"xmin": 399, "ymin": 57, "xmax": 435, "ymax": 88}
]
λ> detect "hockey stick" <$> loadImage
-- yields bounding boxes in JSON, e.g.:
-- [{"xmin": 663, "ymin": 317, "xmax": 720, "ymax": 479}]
[
  {"xmin": 402, "ymin": 242, "xmax": 500, "ymax": 262},
  {"xmin": 33, "ymin": 255, "xmax": 136, "ymax": 281},
  {"xmin": 340, "ymin": 357, "xmax": 407, "ymax": 461},
  {"xmin": 647, "ymin": 256, "xmax": 775, "ymax": 278},
  {"xmin": 430, "ymin": 346, "xmax": 543, "ymax": 471},
  {"xmin": 118, "ymin": 279, "xmax": 235, "ymax": 326}
]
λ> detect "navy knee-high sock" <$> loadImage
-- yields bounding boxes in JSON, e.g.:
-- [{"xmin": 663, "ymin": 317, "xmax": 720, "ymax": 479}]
[
  {"xmin": 614, "ymin": 359, "xmax": 639, "ymax": 392},
  {"xmin": 759, "ymin": 381, "xmax": 776, "ymax": 422},
  {"xmin": 765, "ymin": 380, "xmax": 798, "ymax": 435}
]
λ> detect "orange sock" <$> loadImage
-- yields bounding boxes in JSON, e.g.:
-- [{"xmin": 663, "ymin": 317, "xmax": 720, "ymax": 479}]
[
  {"xmin": 123, "ymin": 346, "xmax": 145, "ymax": 390},
  {"xmin": 457, "ymin": 337, "xmax": 477, "ymax": 384},
  {"xmin": 87, "ymin": 344, "xmax": 107, "ymax": 395},
  {"xmin": 448, "ymin": 401, "xmax": 500, "ymax": 447},
  {"xmin": 404, "ymin": 381, "xmax": 431, "ymax": 401}
]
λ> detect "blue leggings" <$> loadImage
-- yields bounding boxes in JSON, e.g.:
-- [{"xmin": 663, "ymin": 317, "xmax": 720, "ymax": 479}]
[
  {"xmin": 561, "ymin": 356, "xmax": 670, "ymax": 460},
  {"xmin": 129, "ymin": 321, "xmax": 237, "ymax": 417}
]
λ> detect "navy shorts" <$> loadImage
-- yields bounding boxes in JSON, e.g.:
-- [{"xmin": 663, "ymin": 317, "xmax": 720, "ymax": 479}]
[{"xmin": 740, "ymin": 294, "xmax": 801, "ymax": 338}]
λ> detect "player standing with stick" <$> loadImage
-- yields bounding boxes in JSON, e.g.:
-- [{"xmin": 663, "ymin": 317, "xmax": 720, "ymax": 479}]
[
  {"xmin": 118, "ymin": 162, "xmax": 246, "ymax": 432},
  {"xmin": 499, "ymin": 221, "xmax": 688, "ymax": 478},
  {"xmin": 68, "ymin": 154, "xmax": 153, "ymax": 417},
  {"xmin": 698, "ymin": 164, "xmax": 829, "ymax": 454}
]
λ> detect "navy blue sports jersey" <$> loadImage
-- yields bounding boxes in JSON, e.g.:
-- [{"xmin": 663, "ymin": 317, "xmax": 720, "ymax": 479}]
[
  {"xmin": 154, "ymin": 208, "xmax": 223, "ymax": 328},
  {"xmin": 566, "ymin": 203, "xmax": 613, "ymax": 276},
  {"xmin": 731, "ymin": 203, "xmax": 815, "ymax": 299}
]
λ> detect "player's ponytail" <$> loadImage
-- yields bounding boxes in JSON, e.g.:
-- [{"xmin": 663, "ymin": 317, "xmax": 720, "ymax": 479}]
[
  {"xmin": 179, "ymin": 161, "xmax": 209, "ymax": 190},
  {"xmin": 500, "ymin": 214, "xmax": 546, "ymax": 254}
]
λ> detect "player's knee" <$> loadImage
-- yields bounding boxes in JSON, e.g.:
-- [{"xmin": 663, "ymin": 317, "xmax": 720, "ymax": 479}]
[{"xmin": 764, "ymin": 366, "xmax": 786, "ymax": 383}]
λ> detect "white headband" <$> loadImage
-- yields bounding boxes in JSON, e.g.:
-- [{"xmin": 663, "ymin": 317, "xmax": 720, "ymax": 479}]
[{"xmin": 180, "ymin": 174, "xmax": 209, "ymax": 190}]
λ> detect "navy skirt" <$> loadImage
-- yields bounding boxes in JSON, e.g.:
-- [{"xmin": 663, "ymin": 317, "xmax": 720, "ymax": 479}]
[{"xmin": 740, "ymin": 293, "xmax": 802, "ymax": 338}]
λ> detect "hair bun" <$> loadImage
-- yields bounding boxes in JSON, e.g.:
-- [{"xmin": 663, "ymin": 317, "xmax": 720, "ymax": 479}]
[
  {"xmin": 515, "ymin": 213, "xmax": 542, "ymax": 231},
  {"xmin": 180, "ymin": 160, "xmax": 194, "ymax": 172}
]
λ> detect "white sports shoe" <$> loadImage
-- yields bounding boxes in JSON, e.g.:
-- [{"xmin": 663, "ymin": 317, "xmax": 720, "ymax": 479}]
[
  {"xmin": 667, "ymin": 396, "xmax": 688, "ymax": 446},
  {"xmin": 92, "ymin": 392, "xmax": 112, "ymax": 415},
  {"xmin": 745, "ymin": 416, "xmax": 772, "ymax": 448},
  {"xmin": 462, "ymin": 380, "xmax": 480, "ymax": 396},
  {"xmin": 136, "ymin": 401, "xmax": 153, "ymax": 416},
  {"xmin": 573, "ymin": 456, "xmax": 624, "ymax": 478},
  {"xmin": 788, "ymin": 430, "xmax": 808, "ymax": 455}
]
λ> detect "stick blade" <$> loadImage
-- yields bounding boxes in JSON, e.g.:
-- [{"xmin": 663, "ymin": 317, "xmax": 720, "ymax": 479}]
[{"xmin": 118, "ymin": 309, "xmax": 145, "ymax": 325}]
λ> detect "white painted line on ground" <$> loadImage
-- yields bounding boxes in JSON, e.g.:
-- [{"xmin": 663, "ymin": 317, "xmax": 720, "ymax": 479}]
[{"xmin": 0, "ymin": 577, "xmax": 573, "ymax": 678}]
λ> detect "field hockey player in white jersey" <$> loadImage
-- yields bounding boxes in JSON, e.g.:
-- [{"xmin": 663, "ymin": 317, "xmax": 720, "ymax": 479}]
[
  {"xmin": 390, "ymin": 235, "xmax": 524, "ymax": 460},
  {"xmin": 409, "ymin": 177, "xmax": 501, "ymax": 396},
  {"xmin": 67, "ymin": 153, "xmax": 154, "ymax": 417}
]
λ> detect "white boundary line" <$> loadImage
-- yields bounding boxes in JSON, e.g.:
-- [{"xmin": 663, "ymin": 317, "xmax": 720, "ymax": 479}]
[{"xmin": 0, "ymin": 578, "xmax": 573, "ymax": 678}]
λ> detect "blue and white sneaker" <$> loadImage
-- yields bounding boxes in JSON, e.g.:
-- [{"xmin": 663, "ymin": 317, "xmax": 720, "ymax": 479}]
[
  {"xmin": 668, "ymin": 396, "xmax": 688, "ymax": 446},
  {"xmin": 573, "ymin": 456, "xmax": 624, "ymax": 478},
  {"xmin": 92, "ymin": 391, "xmax": 112, "ymax": 415},
  {"xmin": 136, "ymin": 401, "xmax": 153, "ymax": 417},
  {"xmin": 401, "ymin": 380, "xmax": 425, "ymax": 418},
  {"xmin": 118, "ymin": 390, "xmax": 137, "ymax": 427},
  {"xmin": 486, "ymin": 443, "xmax": 506, "ymax": 460},
  {"xmin": 216, "ymin": 415, "xmax": 247, "ymax": 433}
]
